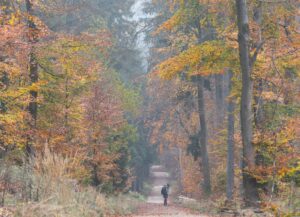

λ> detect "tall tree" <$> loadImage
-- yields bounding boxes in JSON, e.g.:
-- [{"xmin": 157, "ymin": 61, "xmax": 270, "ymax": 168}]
[
  {"xmin": 235, "ymin": 0, "xmax": 259, "ymax": 206},
  {"xmin": 26, "ymin": 0, "xmax": 39, "ymax": 155},
  {"xmin": 197, "ymin": 76, "xmax": 211, "ymax": 194},
  {"xmin": 151, "ymin": 0, "xmax": 214, "ymax": 195},
  {"xmin": 226, "ymin": 70, "xmax": 235, "ymax": 201}
]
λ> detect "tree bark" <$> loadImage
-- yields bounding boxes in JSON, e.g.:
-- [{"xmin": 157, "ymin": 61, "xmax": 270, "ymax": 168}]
[
  {"xmin": 197, "ymin": 76, "xmax": 211, "ymax": 195},
  {"xmin": 26, "ymin": 0, "xmax": 38, "ymax": 156},
  {"xmin": 253, "ymin": 3, "xmax": 264, "ymax": 128},
  {"xmin": 254, "ymin": 78, "xmax": 264, "ymax": 128},
  {"xmin": 215, "ymin": 74, "xmax": 224, "ymax": 126},
  {"xmin": 236, "ymin": 0, "xmax": 259, "ymax": 206},
  {"xmin": 226, "ymin": 70, "xmax": 235, "ymax": 201}
]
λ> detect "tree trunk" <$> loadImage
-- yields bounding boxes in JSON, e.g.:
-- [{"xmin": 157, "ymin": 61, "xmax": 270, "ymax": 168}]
[
  {"xmin": 197, "ymin": 76, "xmax": 211, "ymax": 195},
  {"xmin": 254, "ymin": 78, "xmax": 264, "ymax": 128},
  {"xmin": 253, "ymin": 3, "xmax": 264, "ymax": 128},
  {"xmin": 26, "ymin": 0, "xmax": 38, "ymax": 155},
  {"xmin": 235, "ymin": 0, "xmax": 259, "ymax": 206},
  {"xmin": 64, "ymin": 76, "xmax": 71, "ymax": 141},
  {"xmin": 226, "ymin": 70, "xmax": 235, "ymax": 201},
  {"xmin": 215, "ymin": 74, "xmax": 224, "ymax": 126}
]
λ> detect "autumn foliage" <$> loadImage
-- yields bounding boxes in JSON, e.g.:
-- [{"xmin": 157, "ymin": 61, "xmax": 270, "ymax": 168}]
[
  {"xmin": 144, "ymin": 0, "xmax": 299, "ymax": 214},
  {"xmin": 0, "ymin": 1, "xmax": 152, "ymax": 210},
  {"xmin": 0, "ymin": 0, "xmax": 299, "ymax": 216}
]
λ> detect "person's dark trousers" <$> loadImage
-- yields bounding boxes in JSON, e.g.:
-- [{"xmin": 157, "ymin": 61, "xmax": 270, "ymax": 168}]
[{"xmin": 164, "ymin": 196, "xmax": 168, "ymax": 206}]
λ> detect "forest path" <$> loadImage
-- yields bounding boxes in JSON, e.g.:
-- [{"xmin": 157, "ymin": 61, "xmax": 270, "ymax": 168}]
[{"xmin": 130, "ymin": 165, "xmax": 208, "ymax": 217}]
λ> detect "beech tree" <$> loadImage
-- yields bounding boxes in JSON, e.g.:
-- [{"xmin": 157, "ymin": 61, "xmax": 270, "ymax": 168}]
[
  {"xmin": 226, "ymin": 70, "xmax": 235, "ymax": 202},
  {"xmin": 26, "ymin": 0, "xmax": 39, "ymax": 155},
  {"xmin": 235, "ymin": 0, "xmax": 259, "ymax": 206}
]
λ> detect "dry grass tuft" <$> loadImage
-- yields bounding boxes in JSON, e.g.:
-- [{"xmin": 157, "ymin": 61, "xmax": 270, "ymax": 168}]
[{"xmin": 0, "ymin": 147, "xmax": 143, "ymax": 217}]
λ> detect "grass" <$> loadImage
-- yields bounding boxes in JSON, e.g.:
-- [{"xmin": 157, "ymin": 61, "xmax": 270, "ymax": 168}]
[
  {"xmin": 14, "ymin": 190, "xmax": 144, "ymax": 217},
  {"xmin": 0, "ymin": 147, "xmax": 145, "ymax": 217}
]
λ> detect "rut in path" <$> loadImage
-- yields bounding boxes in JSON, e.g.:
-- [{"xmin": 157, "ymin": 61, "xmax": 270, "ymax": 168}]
[{"xmin": 131, "ymin": 165, "xmax": 208, "ymax": 217}]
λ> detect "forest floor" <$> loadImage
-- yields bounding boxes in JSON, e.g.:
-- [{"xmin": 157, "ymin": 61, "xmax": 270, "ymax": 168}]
[{"xmin": 128, "ymin": 165, "xmax": 208, "ymax": 217}]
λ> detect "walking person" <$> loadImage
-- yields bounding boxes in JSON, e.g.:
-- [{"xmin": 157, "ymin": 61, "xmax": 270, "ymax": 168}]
[{"xmin": 161, "ymin": 184, "xmax": 170, "ymax": 206}]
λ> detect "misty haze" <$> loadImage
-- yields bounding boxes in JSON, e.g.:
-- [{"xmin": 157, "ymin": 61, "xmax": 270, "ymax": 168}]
[{"xmin": 0, "ymin": 0, "xmax": 299, "ymax": 216}]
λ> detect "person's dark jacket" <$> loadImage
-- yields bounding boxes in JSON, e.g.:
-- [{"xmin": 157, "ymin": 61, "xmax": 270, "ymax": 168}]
[{"xmin": 161, "ymin": 186, "xmax": 168, "ymax": 198}]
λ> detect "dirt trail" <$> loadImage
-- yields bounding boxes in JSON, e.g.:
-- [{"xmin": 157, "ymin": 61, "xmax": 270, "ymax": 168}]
[{"xmin": 131, "ymin": 165, "xmax": 207, "ymax": 217}]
